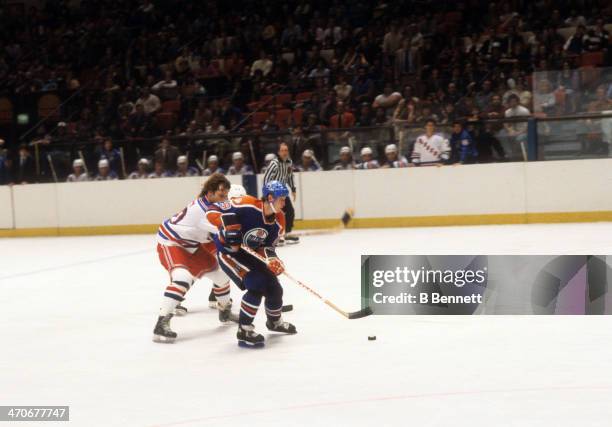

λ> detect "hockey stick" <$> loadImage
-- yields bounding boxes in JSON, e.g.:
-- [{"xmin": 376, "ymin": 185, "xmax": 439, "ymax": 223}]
[
  {"xmin": 241, "ymin": 245, "xmax": 372, "ymax": 319},
  {"xmin": 291, "ymin": 208, "xmax": 355, "ymax": 237}
]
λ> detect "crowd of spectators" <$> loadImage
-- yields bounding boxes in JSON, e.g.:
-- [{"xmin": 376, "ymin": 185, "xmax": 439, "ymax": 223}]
[{"xmin": 0, "ymin": 0, "xmax": 611, "ymax": 184}]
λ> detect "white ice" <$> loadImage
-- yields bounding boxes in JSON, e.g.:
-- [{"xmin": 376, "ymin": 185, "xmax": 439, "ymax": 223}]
[{"xmin": 1, "ymin": 223, "xmax": 612, "ymax": 427}]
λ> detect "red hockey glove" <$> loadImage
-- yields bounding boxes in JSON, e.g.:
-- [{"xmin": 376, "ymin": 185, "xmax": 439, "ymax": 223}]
[{"xmin": 267, "ymin": 257, "xmax": 285, "ymax": 276}]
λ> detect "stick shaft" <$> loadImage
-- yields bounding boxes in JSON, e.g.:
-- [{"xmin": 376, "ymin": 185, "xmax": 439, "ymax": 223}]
[{"xmin": 241, "ymin": 245, "xmax": 350, "ymax": 318}]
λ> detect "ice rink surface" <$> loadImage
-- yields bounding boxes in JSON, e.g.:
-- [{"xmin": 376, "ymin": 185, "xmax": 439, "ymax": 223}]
[{"xmin": 1, "ymin": 223, "xmax": 612, "ymax": 427}]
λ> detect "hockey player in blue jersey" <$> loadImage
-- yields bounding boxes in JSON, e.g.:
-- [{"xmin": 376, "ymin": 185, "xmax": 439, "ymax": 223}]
[{"xmin": 206, "ymin": 180, "xmax": 297, "ymax": 347}]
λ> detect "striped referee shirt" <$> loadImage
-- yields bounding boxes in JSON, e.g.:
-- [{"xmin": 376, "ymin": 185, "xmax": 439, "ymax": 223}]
[{"xmin": 263, "ymin": 157, "xmax": 296, "ymax": 192}]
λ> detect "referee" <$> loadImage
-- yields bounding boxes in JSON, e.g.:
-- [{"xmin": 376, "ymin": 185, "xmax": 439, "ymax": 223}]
[{"xmin": 263, "ymin": 142, "xmax": 299, "ymax": 243}]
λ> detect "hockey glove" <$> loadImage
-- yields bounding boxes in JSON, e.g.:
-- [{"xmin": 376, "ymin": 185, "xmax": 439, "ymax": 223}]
[
  {"xmin": 266, "ymin": 257, "xmax": 285, "ymax": 276},
  {"xmin": 220, "ymin": 225, "xmax": 243, "ymax": 249}
]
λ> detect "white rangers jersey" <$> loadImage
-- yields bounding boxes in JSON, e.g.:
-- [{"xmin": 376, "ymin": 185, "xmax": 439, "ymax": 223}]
[
  {"xmin": 157, "ymin": 195, "xmax": 220, "ymax": 252},
  {"xmin": 411, "ymin": 134, "xmax": 450, "ymax": 164}
]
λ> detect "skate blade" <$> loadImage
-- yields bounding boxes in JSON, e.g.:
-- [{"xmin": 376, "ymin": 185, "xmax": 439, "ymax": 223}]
[
  {"xmin": 208, "ymin": 302, "xmax": 218, "ymax": 309},
  {"xmin": 219, "ymin": 316, "xmax": 239, "ymax": 325},
  {"xmin": 238, "ymin": 340, "xmax": 265, "ymax": 349},
  {"xmin": 174, "ymin": 309, "xmax": 188, "ymax": 317},
  {"xmin": 153, "ymin": 334, "xmax": 176, "ymax": 343}
]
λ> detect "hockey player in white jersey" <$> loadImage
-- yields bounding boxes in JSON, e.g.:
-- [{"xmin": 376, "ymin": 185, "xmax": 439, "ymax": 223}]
[
  {"xmin": 411, "ymin": 119, "xmax": 451, "ymax": 165},
  {"xmin": 153, "ymin": 173, "xmax": 237, "ymax": 343}
]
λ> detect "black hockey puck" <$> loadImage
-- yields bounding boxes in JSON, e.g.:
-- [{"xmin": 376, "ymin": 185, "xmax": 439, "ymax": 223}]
[
  {"xmin": 281, "ymin": 304, "xmax": 293, "ymax": 312},
  {"xmin": 368, "ymin": 335, "xmax": 376, "ymax": 341}
]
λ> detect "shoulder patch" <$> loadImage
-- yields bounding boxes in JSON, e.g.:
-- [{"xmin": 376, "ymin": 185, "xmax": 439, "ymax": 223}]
[{"xmin": 216, "ymin": 201, "xmax": 232, "ymax": 210}]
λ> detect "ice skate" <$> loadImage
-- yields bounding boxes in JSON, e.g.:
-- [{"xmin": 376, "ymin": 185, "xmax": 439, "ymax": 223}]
[
  {"xmin": 217, "ymin": 301, "xmax": 239, "ymax": 323},
  {"xmin": 266, "ymin": 318, "xmax": 297, "ymax": 334},
  {"xmin": 208, "ymin": 289, "xmax": 217, "ymax": 308},
  {"xmin": 153, "ymin": 314, "xmax": 177, "ymax": 343},
  {"xmin": 237, "ymin": 324, "xmax": 265, "ymax": 348}
]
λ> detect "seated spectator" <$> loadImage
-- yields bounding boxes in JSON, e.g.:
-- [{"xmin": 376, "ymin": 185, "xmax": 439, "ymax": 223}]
[
  {"xmin": 373, "ymin": 83, "xmax": 402, "ymax": 117},
  {"xmin": 450, "ymin": 121, "xmax": 478, "ymax": 164},
  {"xmin": 250, "ymin": 50, "xmax": 273, "ymax": 77},
  {"xmin": 149, "ymin": 161, "xmax": 173, "ymax": 178},
  {"xmin": 308, "ymin": 59, "xmax": 331, "ymax": 83},
  {"xmin": 206, "ymin": 116, "xmax": 227, "ymax": 134},
  {"xmin": 333, "ymin": 146, "xmax": 354, "ymax": 170},
  {"xmin": 227, "ymin": 152, "xmax": 254, "ymax": 175},
  {"xmin": 588, "ymin": 85, "xmax": 612, "ymax": 112},
  {"xmin": 356, "ymin": 146, "xmax": 380, "ymax": 169},
  {"xmin": 373, "ymin": 107, "xmax": 388, "ymax": 125},
  {"xmin": 175, "ymin": 155, "xmax": 199, "ymax": 177},
  {"xmin": 128, "ymin": 158, "xmax": 150, "ymax": 179},
  {"xmin": 95, "ymin": 159, "xmax": 118, "ymax": 181},
  {"xmin": 356, "ymin": 103, "xmax": 374, "ymax": 127},
  {"xmin": 504, "ymin": 94, "xmax": 530, "ymax": 143},
  {"xmin": 16, "ymin": 144, "xmax": 36, "ymax": 184},
  {"xmin": 152, "ymin": 70, "xmax": 179, "ymax": 101},
  {"xmin": 127, "ymin": 104, "xmax": 152, "ymax": 137},
  {"xmin": 134, "ymin": 87, "xmax": 161, "ymax": 115},
  {"xmin": 330, "ymin": 102, "xmax": 356, "ymax": 128},
  {"xmin": 334, "ymin": 74, "xmax": 352, "ymax": 102},
  {"xmin": 260, "ymin": 153, "xmax": 277, "ymax": 174},
  {"xmin": 411, "ymin": 120, "xmax": 450, "ymax": 165},
  {"xmin": 154, "ymin": 138, "xmax": 180, "ymax": 172},
  {"xmin": 381, "ymin": 144, "xmax": 408, "ymax": 168},
  {"xmin": 295, "ymin": 150, "xmax": 321, "ymax": 172},
  {"xmin": 0, "ymin": 141, "xmax": 11, "ymax": 185},
  {"xmin": 67, "ymin": 159, "xmax": 89, "ymax": 182},
  {"xmin": 352, "ymin": 67, "xmax": 375, "ymax": 104},
  {"xmin": 261, "ymin": 112, "xmax": 280, "ymax": 132},
  {"xmin": 202, "ymin": 155, "xmax": 225, "ymax": 176},
  {"xmin": 563, "ymin": 25, "xmax": 586, "ymax": 55}
]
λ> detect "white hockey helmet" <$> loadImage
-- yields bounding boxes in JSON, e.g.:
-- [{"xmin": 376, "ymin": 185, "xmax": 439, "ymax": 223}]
[
  {"xmin": 138, "ymin": 158, "xmax": 149, "ymax": 165},
  {"xmin": 228, "ymin": 183, "xmax": 247, "ymax": 198},
  {"xmin": 360, "ymin": 147, "xmax": 373, "ymax": 156},
  {"xmin": 208, "ymin": 155, "xmax": 219, "ymax": 164},
  {"xmin": 98, "ymin": 159, "xmax": 109, "ymax": 169},
  {"xmin": 232, "ymin": 151, "xmax": 243, "ymax": 161},
  {"xmin": 385, "ymin": 144, "xmax": 398, "ymax": 154},
  {"xmin": 177, "ymin": 155, "xmax": 188, "ymax": 165},
  {"xmin": 340, "ymin": 146, "xmax": 351, "ymax": 154},
  {"xmin": 73, "ymin": 158, "xmax": 84, "ymax": 168}
]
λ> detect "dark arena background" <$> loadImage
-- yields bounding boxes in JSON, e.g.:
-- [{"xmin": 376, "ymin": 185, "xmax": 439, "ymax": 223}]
[{"xmin": 1, "ymin": 1, "xmax": 612, "ymax": 426}]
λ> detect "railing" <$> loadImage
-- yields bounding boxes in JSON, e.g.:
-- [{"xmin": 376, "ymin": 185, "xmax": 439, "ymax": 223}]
[{"xmin": 4, "ymin": 113, "xmax": 612, "ymax": 184}]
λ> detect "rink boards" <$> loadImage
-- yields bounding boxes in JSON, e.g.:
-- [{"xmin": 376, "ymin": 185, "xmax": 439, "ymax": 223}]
[{"xmin": 1, "ymin": 159, "xmax": 612, "ymax": 237}]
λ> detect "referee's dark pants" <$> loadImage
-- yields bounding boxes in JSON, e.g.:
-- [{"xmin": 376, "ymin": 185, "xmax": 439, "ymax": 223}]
[{"xmin": 283, "ymin": 196, "xmax": 295, "ymax": 233}]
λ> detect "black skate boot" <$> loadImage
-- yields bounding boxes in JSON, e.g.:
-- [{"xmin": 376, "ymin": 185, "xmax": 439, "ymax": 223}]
[
  {"xmin": 266, "ymin": 318, "xmax": 297, "ymax": 334},
  {"xmin": 217, "ymin": 301, "xmax": 239, "ymax": 323},
  {"xmin": 174, "ymin": 304, "xmax": 188, "ymax": 316},
  {"xmin": 153, "ymin": 314, "xmax": 177, "ymax": 343},
  {"xmin": 237, "ymin": 324, "xmax": 265, "ymax": 348},
  {"xmin": 285, "ymin": 234, "xmax": 300, "ymax": 244},
  {"xmin": 208, "ymin": 289, "xmax": 217, "ymax": 308}
]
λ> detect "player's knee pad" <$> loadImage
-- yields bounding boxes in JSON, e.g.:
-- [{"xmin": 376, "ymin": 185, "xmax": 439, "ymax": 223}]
[{"xmin": 170, "ymin": 268, "xmax": 194, "ymax": 287}]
